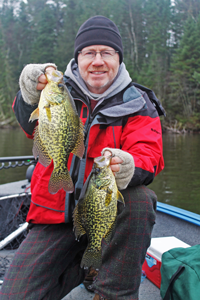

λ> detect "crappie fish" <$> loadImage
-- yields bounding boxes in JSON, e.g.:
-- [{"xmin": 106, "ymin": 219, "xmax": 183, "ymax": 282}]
[
  {"xmin": 29, "ymin": 69, "xmax": 84, "ymax": 194},
  {"xmin": 73, "ymin": 155, "xmax": 125, "ymax": 270}
]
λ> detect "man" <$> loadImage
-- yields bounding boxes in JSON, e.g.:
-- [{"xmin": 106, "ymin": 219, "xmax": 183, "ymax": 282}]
[{"xmin": 0, "ymin": 16, "xmax": 164, "ymax": 300}]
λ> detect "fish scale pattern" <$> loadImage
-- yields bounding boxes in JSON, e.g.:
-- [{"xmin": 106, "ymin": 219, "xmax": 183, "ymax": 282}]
[
  {"xmin": 73, "ymin": 156, "xmax": 124, "ymax": 270},
  {"xmin": 85, "ymin": 184, "xmax": 117, "ymax": 251},
  {"xmin": 31, "ymin": 70, "xmax": 85, "ymax": 194}
]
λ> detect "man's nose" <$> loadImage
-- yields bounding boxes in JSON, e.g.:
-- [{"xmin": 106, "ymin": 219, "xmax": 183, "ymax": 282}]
[{"xmin": 92, "ymin": 53, "xmax": 104, "ymax": 65}]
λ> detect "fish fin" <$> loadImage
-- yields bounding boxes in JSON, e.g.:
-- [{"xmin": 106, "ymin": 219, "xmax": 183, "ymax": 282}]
[
  {"xmin": 81, "ymin": 246, "xmax": 102, "ymax": 270},
  {"xmin": 76, "ymin": 170, "xmax": 93, "ymax": 204},
  {"xmin": 45, "ymin": 107, "xmax": 52, "ymax": 122},
  {"xmin": 117, "ymin": 190, "xmax": 125, "ymax": 206},
  {"xmin": 29, "ymin": 108, "xmax": 39, "ymax": 122},
  {"xmin": 33, "ymin": 126, "xmax": 52, "ymax": 167},
  {"xmin": 43, "ymin": 104, "xmax": 50, "ymax": 108},
  {"xmin": 104, "ymin": 188, "xmax": 113, "ymax": 206},
  {"xmin": 104, "ymin": 219, "xmax": 116, "ymax": 244},
  {"xmin": 72, "ymin": 119, "xmax": 85, "ymax": 159},
  {"xmin": 73, "ymin": 205, "xmax": 86, "ymax": 240},
  {"xmin": 48, "ymin": 168, "xmax": 74, "ymax": 194}
]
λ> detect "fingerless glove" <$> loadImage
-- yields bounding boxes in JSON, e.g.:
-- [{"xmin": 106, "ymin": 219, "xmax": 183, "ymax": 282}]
[
  {"xmin": 19, "ymin": 63, "xmax": 57, "ymax": 105},
  {"xmin": 101, "ymin": 148, "xmax": 135, "ymax": 190}
]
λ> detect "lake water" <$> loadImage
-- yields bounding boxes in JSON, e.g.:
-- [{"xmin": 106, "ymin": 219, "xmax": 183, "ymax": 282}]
[
  {"xmin": 0, "ymin": 128, "xmax": 200, "ymax": 214},
  {"xmin": 0, "ymin": 128, "xmax": 33, "ymax": 184},
  {"xmin": 149, "ymin": 132, "xmax": 200, "ymax": 214}
]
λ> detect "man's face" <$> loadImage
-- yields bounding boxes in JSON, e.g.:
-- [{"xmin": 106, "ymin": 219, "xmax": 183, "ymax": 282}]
[{"xmin": 78, "ymin": 45, "xmax": 120, "ymax": 94}]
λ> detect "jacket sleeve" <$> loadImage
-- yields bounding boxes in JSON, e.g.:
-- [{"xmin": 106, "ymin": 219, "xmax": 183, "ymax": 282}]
[
  {"xmin": 12, "ymin": 90, "xmax": 38, "ymax": 138},
  {"xmin": 120, "ymin": 95, "xmax": 164, "ymax": 186}
]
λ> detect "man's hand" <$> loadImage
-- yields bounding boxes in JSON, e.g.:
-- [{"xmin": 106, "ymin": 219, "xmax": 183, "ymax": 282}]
[
  {"xmin": 37, "ymin": 66, "xmax": 56, "ymax": 90},
  {"xmin": 19, "ymin": 63, "xmax": 57, "ymax": 105},
  {"xmin": 103, "ymin": 150, "xmax": 123, "ymax": 176},
  {"xmin": 102, "ymin": 148, "xmax": 135, "ymax": 190}
]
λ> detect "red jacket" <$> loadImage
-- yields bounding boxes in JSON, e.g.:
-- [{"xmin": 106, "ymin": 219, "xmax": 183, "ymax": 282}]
[{"xmin": 12, "ymin": 80, "xmax": 165, "ymax": 224}]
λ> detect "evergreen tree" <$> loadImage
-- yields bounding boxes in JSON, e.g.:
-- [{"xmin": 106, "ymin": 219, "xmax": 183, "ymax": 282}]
[
  {"xmin": 0, "ymin": 20, "xmax": 17, "ymax": 124},
  {"xmin": 171, "ymin": 0, "xmax": 200, "ymax": 49},
  {"xmin": 119, "ymin": 0, "xmax": 145, "ymax": 79},
  {"xmin": 169, "ymin": 14, "xmax": 200, "ymax": 118},
  {"xmin": 193, "ymin": 71, "xmax": 200, "ymax": 84},
  {"xmin": 0, "ymin": 1, "xmax": 19, "ymax": 76},
  {"xmin": 30, "ymin": 0, "xmax": 57, "ymax": 63},
  {"xmin": 136, "ymin": 0, "xmax": 171, "ymax": 103},
  {"xmin": 14, "ymin": 1, "xmax": 32, "ymax": 78},
  {"xmin": 54, "ymin": 0, "xmax": 79, "ymax": 71}
]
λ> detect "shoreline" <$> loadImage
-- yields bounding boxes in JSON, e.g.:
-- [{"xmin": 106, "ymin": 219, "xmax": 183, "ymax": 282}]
[{"xmin": 1, "ymin": 119, "xmax": 200, "ymax": 133}]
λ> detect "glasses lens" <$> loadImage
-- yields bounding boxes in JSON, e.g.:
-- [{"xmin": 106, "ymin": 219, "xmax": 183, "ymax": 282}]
[
  {"xmin": 101, "ymin": 50, "xmax": 116, "ymax": 59},
  {"xmin": 81, "ymin": 50, "xmax": 95, "ymax": 59}
]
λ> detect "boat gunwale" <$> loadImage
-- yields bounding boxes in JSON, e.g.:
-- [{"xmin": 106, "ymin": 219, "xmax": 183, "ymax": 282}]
[{"xmin": 157, "ymin": 201, "xmax": 200, "ymax": 226}]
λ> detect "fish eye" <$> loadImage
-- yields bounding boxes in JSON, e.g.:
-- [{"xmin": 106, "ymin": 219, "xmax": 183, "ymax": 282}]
[
  {"xmin": 95, "ymin": 168, "xmax": 100, "ymax": 174},
  {"xmin": 58, "ymin": 84, "xmax": 64, "ymax": 90}
]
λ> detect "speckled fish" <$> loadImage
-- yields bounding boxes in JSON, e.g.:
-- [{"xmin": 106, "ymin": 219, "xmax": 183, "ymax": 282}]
[
  {"xmin": 29, "ymin": 69, "xmax": 84, "ymax": 194},
  {"xmin": 73, "ymin": 155, "xmax": 125, "ymax": 270}
]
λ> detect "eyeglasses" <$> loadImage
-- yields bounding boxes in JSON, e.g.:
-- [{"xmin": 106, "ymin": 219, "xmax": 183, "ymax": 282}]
[{"xmin": 78, "ymin": 50, "xmax": 119, "ymax": 60}]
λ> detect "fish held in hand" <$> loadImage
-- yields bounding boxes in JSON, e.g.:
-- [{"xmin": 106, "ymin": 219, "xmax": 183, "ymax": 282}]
[
  {"xmin": 29, "ymin": 69, "xmax": 85, "ymax": 194},
  {"xmin": 73, "ymin": 155, "xmax": 125, "ymax": 270}
]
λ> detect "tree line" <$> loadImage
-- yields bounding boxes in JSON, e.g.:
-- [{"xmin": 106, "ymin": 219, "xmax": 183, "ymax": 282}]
[{"xmin": 1, "ymin": 0, "xmax": 200, "ymax": 130}]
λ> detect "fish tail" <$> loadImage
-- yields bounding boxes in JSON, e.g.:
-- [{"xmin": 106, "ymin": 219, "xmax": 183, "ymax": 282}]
[
  {"xmin": 48, "ymin": 168, "xmax": 74, "ymax": 194},
  {"xmin": 81, "ymin": 246, "xmax": 102, "ymax": 270}
]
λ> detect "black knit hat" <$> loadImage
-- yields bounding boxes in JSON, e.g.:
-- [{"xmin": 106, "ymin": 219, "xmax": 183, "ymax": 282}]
[{"xmin": 74, "ymin": 15, "xmax": 123, "ymax": 64}]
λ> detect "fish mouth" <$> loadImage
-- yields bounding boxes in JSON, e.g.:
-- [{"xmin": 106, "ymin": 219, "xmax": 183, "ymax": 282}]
[
  {"xmin": 45, "ymin": 69, "xmax": 63, "ymax": 83},
  {"xmin": 94, "ymin": 156, "xmax": 111, "ymax": 167}
]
